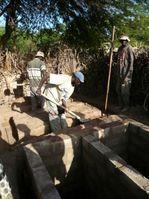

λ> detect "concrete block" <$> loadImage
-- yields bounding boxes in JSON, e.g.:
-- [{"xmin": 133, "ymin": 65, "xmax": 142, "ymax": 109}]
[
  {"xmin": 138, "ymin": 127, "xmax": 149, "ymax": 142},
  {"xmin": 24, "ymin": 144, "xmax": 61, "ymax": 199},
  {"xmin": 119, "ymin": 165, "xmax": 149, "ymax": 198}
]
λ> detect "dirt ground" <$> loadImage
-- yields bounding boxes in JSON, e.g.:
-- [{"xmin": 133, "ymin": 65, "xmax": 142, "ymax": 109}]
[
  {"xmin": 73, "ymin": 94, "xmax": 149, "ymax": 126},
  {"xmin": 0, "ymin": 91, "xmax": 148, "ymax": 150},
  {"xmin": 0, "ymin": 71, "xmax": 148, "ymax": 145},
  {"xmin": 0, "ymin": 96, "xmax": 102, "ymax": 147}
]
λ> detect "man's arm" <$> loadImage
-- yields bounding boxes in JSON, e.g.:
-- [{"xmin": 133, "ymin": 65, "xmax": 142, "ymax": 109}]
[
  {"xmin": 58, "ymin": 99, "xmax": 67, "ymax": 114},
  {"xmin": 41, "ymin": 69, "xmax": 46, "ymax": 77},
  {"xmin": 128, "ymin": 46, "xmax": 134, "ymax": 69},
  {"xmin": 24, "ymin": 71, "xmax": 29, "ymax": 80},
  {"xmin": 36, "ymin": 72, "xmax": 49, "ymax": 95},
  {"xmin": 26, "ymin": 64, "xmax": 30, "ymax": 80},
  {"xmin": 62, "ymin": 99, "xmax": 67, "ymax": 109},
  {"xmin": 123, "ymin": 46, "xmax": 134, "ymax": 82},
  {"xmin": 41, "ymin": 62, "xmax": 47, "ymax": 77}
]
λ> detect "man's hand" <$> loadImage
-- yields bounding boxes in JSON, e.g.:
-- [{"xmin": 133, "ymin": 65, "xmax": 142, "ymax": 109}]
[
  {"xmin": 36, "ymin": 72, "xmax": 49, "ymax": 95},
  {"xmin": 58, "ymin": 99, "xmax": 67, "ymax": 114},
  {"xmin": 62, "ymin": 99, "xmax": 67, "ymax": 109},
  {"xmin": 58, "ymin": 106, "xmax": 65, "ymax": 114}
]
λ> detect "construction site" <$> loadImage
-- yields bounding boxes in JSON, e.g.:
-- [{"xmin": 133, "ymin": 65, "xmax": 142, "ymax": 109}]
[
  {"xmin": 0, "ymin": 1, "xmax": 149, "ymax": 199},
  {"xmin": 0, "ymin": 68, "xmax": 148, "ymax": 199},
  {"xmin": 0, "ymin": 43, "xmax": 148, "ymax": 199}
]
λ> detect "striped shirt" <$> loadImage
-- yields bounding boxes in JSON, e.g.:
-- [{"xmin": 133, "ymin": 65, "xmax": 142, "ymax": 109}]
[{"xmin": 27, "ymin": 57, "xmax": 46, "ymax": 88}]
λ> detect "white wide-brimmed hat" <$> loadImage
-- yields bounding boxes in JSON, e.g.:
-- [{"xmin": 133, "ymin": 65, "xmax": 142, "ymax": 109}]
[
  {"xmin": 119, "ymin": 35, "xmax": 130, "ymax": 42},
  {"xmin": 36, "ymin": 51, "xmax": 44, "ymax": 58}
]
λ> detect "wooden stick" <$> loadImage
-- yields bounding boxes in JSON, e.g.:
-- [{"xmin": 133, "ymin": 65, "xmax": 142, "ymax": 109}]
[
  {"xmin": 41, "ymin": 93, "xmax": 81, "ymax": 120},
  {"xmin": 104, "ymin": 26, "xmax": 116, "ymax": 113}
]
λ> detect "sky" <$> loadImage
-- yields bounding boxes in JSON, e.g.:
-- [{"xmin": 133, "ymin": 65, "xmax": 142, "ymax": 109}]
[{"xmin": 0, "ymin": 16, "xmax": 5, "ymax": 27}]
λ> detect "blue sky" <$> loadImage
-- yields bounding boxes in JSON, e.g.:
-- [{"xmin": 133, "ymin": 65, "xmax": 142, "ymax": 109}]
[{"xmin": 0, "ymin": 16, "xmax": 5, "ymax": 27}]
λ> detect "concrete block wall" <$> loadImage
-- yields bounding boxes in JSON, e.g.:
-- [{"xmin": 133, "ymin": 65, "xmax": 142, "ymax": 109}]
[
  {"xmin": 30, "ymin": 120, "xmax": 125, "ymax": 182},
  {"xmin": 82, "ymin": 135, "xmax": 149, "ymax": 199},
  {"xmin": 23, "ymin": 120, "xmax": 149, "ymax": 199},
  {"xmin": 127, "ymin": 122, "xmax": 149, "ymax": 178},
  {"xmin": 93, "ymin": 123, "xmax": 128, "ymax": 159},
  {"xmin": 25, "ymin": 125, "xmax": 148, "ymax": 199},
  {"xmin": 23, "ymin": 120, "xmax": 129, "ymax": 199},
  {"xmin": 31, "ymin": 134, "xmax": 84, "ymax": 199},
  {"xmin": 24, "ymin": 144, "xmax": 61, "ymax": 199}
]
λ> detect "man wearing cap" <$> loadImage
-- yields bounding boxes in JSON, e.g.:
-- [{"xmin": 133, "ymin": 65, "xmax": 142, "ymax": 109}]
[
  {"xmin": 36, "ymin": 71, "xmax": 84, "ymax": 132},
  {"xmin": 27, "ymin": 51, "xmax": 46, "ymax": 111},
  {"xmin": 116, "ymin": 35, "xmax": 134, "ymax": 111}
]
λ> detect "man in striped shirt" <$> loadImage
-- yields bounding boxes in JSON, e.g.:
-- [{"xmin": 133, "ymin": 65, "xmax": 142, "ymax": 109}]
[{"xmin": 27, "ymin": 51, "xmax": 46, "ymax": 111}]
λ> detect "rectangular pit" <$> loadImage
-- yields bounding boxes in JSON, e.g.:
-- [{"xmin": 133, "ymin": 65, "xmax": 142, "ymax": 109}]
[
  {"xmin": 99, "ymin": 121, "xmax": 149, "ymax": 179},
  {"xmin": 24, "ymin": 121, "xmax": 149, "ymax": 199}
]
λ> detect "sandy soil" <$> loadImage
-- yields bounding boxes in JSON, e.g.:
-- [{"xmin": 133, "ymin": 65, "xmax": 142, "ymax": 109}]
[{"xmin": 0, "ymin": 96, "xmax": 102, "ymax": 146}]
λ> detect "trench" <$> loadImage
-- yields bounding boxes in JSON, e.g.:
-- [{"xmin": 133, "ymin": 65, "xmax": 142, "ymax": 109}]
[{"xmin": 101, "ymin": 123, "xmax": 149, "ymax": 179}]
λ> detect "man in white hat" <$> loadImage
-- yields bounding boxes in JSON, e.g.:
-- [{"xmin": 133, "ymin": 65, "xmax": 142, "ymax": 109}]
[
  {"xmin": 27, "ymin": 51, "xmax": 46, "ymax": 111},
  {"xmin": 116, "ymin": 35, "xmax": 134, "ymax": 111},
  {"xmin": 36, "ymin": 71, "xmax": 84, "ymax": 132}
]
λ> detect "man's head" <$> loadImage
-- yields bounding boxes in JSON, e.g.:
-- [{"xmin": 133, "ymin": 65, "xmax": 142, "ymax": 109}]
[
  {"xmin": 35, "ymin": 51, "xmax": 45, "ymax": 60},
  {"xmin": 119, "ymin": 35, "xmax": 130, "ymax": 46},
  {"xmin": 72, "ymin": 71, "xmax": 84, "ymax": 86}
]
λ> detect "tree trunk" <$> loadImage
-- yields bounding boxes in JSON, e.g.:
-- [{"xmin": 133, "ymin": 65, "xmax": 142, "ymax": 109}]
[{"xmin": 0, "ymin": 0, "xmax": 17, "ymax": 50}]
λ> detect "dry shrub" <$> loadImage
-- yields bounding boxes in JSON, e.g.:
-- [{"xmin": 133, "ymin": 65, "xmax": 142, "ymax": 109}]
[
  {"xmin": 45, "ymin": 43, "xmax": 85, "ymax": 74},
  {"xmin": 0, "ymin": 45, "xmax": 148, "ymax": 106}
]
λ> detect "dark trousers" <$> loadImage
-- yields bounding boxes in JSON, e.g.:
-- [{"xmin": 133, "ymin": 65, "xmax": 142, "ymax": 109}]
[
  {"xmin": 30, "ymin": 87, "xmax": 44, "ymax": 111},
  {"xmin": 116, "ymin": 77, "xmax": 131, "ymax": 108}
]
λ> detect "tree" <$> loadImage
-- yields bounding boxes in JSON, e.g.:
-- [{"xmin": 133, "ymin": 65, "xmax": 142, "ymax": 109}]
[
  {"xmin": 0, "ymin": 27, "xmax": 5, "ymax": 37},
  {"xmin": 0, "ymin": 0, "xmax": 20, "ymax": 48},
  {"xmin": 35, "ymin": 25, "xmax": 66, "ymax": 50},
  {"xmin": 0, "ymin": 0, "xmax": 148, "ymax": 49},
  {"xmin": 64, "ymin": 1, "xmax": 149, "ymax": 48},
  {"xmin": 116, "ymin": 3, "xmax": 149, "ymax": 47},
  {"xmin": 0, "ymin": 0, "xmax": 87, "ymax": 48}
]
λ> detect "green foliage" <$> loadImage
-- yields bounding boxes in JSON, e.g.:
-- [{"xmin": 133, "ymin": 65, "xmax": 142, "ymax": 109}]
[
  {"xmin": 64, "ymin": 17, "xmax": 103, "ymax": 49},
  {"xmin": 0, "ymin": 1, "xmax": 148, "ymax": 51},
  {"xmin": 35, "ymin": 25, "xmax": 66, "ymax": 50},
  {"xmin": 0, "ymin": 27, "xmax": 5, "ymax": 37},
  {"xmin": 114, "ymin": 3, "xmax": 149, "ymax": 47},
  {"xmin": 6, "ymin": 30, "xmax": 37, "ymax": 54},
  {"xmin": 15, "ymin": 35, "xmax": 37, "ymax": 54},
  {"xmin": 67, "ymin": 1, "xmax": 149, "ymax": 48},
  {"xmin": 2, "ymin": 25, "xmax": 66, "ymax": 54}
]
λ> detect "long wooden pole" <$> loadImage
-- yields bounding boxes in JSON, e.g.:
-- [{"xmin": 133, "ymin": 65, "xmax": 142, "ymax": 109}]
[{"xmin": 104, "ymin": 26, "xmax": 116, "ymax": 112}]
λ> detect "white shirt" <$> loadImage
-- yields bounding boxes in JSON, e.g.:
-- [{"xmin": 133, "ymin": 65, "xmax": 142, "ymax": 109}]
[{"xmin": 44, "ymin": 74, "xmax": 74, "ymax": 104}]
